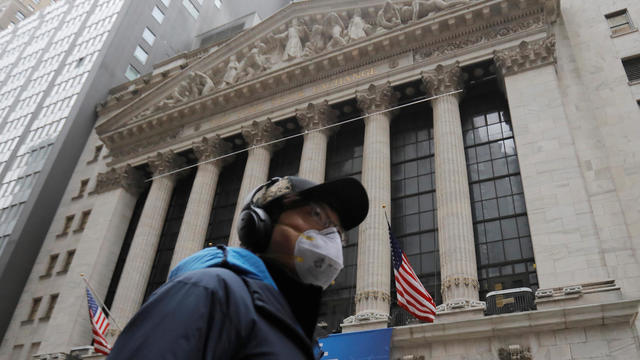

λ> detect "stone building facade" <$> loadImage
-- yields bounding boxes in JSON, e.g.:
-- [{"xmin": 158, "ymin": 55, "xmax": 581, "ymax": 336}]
[{"xmin": 2, "ymin": 0, "xmax": 640, "ymax": 359}]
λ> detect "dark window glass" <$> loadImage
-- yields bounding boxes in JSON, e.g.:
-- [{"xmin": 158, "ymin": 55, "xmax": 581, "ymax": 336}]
[
  {"xmin": 105, "ymin": 182, "xmax": 151, "ymax": 309},
  {"xmin": 204, "ymin": 152, "xmax": 247, "ymax": 247},
  {"xmin": 268, "ymin": 132, "xmax": 302, "ymax": 178},
  {"xmin": 389, "ymin": 101, "xmax": 441, "ymax": 327},
  {"xmin": 316, "ymin": 118, "xmax": 363, "ymax": 337},
  {"xmin": 144, "ymin": 168, "xmax": 196, "ymax": 300},
  {"xmin": 462, "ymin": 99, "xmax": 538, "ymax": 300}
]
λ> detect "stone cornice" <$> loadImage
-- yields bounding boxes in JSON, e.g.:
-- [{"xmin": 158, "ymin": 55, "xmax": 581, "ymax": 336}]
[
  {"xmin": 356, "ymin": 81, "xmax": 398, "ymax": 114},
  {"xmin": 147, "ymin": 150, "xmax": 186, "ymax": 178},
  {"xmin": 493, "ymin": 34, "xmax": 556, "ymax": 76},
  {"xmin": 93, "ymin": 165, "xmax": 144, "ymax": 195},
  {"xmin": 421, "ymin": 61, "xmax": 463, "ymax": 97},
  {"xmin": 295, "ymin": 100, "xmax": 339, "ymax": 132},
  {"xmin": 392, "ymin": 299, "xmax": 640, "ymax": 345},
  {"xmin": 97, "ymin": 0, "xmax": 552, "ymax": 161}
]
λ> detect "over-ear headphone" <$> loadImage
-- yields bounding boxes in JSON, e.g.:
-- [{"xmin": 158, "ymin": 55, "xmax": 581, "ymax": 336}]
[{"xmin": 237, "ymin": 177, "xmax": 281, "ymax": 253}]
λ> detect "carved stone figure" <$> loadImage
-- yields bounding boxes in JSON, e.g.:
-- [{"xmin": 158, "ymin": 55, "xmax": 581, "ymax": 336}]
[
  {"xmin": 191, "ymin": 71, "xmax": 216, "ymax": 96},
  {"xmin": 324, "ymin": 12, "xmax": 347, "ymax": 50},
  {"xmin": 272, "ymin": 18, "xmax": 308, "ymax": 62},
  {"xmin": 347, "ymin": 8, "xmax": 373, "ymax": 42},
  {"xmin": 221, "ymin": 55, "xmax": 240, "ymax": 87},
  {"xmin": 377, "ymin": 1, "xmax": 402, "ymax": 31},
  {"xmin": 238, "ymin": 44, "xmax": 269, "ymax": 81},
  {"xmin": 303, "ymin": 24, "xmax": 326, "ymax": 57},
  {"xmin": 403, "ymin": 0, "xmax": 470, "ymax": 22},
  {"xmin": 136, "ymin": 71, "xmax": 212, "ymax": 118}
]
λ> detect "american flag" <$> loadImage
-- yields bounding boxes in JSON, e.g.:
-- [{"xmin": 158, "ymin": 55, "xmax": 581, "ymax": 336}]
[
  {"xmin": 388, "ymin": 220, "xmax": 437, "ymax": 322},
  {"xmin": 85, "ymin": 287, "xmax": 111, "ymax": 355}
]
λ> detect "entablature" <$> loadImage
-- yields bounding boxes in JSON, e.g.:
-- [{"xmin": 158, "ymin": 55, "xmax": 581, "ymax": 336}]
[{"xmin": 97, "ymin": 0, "xmax": 559, "ymax": 166}]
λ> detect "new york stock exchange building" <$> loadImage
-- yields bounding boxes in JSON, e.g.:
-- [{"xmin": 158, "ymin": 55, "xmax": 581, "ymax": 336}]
[{"xmin": 3, "ymin": 0, "xmax": 640, "ymax": 359}]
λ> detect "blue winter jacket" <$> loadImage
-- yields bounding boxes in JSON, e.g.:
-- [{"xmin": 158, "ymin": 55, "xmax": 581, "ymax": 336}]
[{"xmin": 108, "ymin": 246, "xmax": 320, "ymax": 359}]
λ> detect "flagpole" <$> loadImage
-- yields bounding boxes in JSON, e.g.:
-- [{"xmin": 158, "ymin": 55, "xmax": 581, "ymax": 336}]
[{"xmin": 80, "ymin": 273, "xmax": 123, "ymax": 331}]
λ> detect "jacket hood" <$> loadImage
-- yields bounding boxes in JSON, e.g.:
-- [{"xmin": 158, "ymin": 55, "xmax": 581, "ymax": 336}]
[{"xmin": 169, "ymin": 245, "xmax": 278, "ymax": 290}]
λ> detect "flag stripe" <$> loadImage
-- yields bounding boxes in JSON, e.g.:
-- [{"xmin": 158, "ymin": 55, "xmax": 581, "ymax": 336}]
[
  {"xmin": 396, "ymin": 272, "xmax": 437, "ymax": 313},
  {"xmin": 86, "ymin": 287, "xmax": 111, "ymax": 355},
  {"xmin": 388, "ymin": 220, "xmax": 437, "ymax": 323}
]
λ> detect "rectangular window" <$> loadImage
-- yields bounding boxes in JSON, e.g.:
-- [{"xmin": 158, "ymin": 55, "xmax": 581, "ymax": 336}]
[
  {"xmin": 606, "ymin": 9, "xmax": 635, "ymax": 36},
  {"xmin": 28, "ymin": 343, "xmax": 40, "ymax": 359},
  {"xmin": 73, "ymin": 179, "xmax": 89, "ymax": 199},
  {"xmin": 58, "ymin": 215, "xmax": 74, "ymax": 236},
  {"xmin": 88, "ymin": 144, "xmax": 103, "ymax": 163},
  {"xmin": 59, "ymin": 249, "xmax": 75, "ymax": 274},
  {"xmin": 133, "ymin": 45, "xmax": 148, "ymax": 64},
  {"xmin": 40, "ymin": 294, "xmax": 58, "ymax": 319},
  {"xmin": 74, "ymin": 210, "xmax": 91, "ymax": 232},
  {"xmin": 42, "ymin": 254, "xmax": 59, "ymax": 277},
  {"xmin": 11, "ymin": 345, "xmax": 23, "ymax": 360},
  {"xmin": 27, "ymin": 297, "xmax": 42, "ymax": 321},
  {"xmin": 182, "ymin": 0, "xmax": 199, "ymax": 19},
  {"xmin": 160, "ymin": 0, "xmax": 171, "ymax": 6},
  {"xmin": 142, "ymin": 27, "xmax": 156, "ymax": 46},
  {"xmin": 16, "ymin": 11, "xmax": 25, "ymax": 21},
  {"xmin": 622, "ymin": 56, "xmax": 640, "ymax": 83},
  {"xmin": 151, "ymin": 6, "xmax": 165, "ymax": 23},
  {"xmin": 125, "ymin": 64, "xmax": 140, "ymax": 81}
]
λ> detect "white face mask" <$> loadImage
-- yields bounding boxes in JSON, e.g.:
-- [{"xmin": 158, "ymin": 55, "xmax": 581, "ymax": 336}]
[{"xmin": 294, "ymin": 227, "xmax": 344, "ymax": 289}]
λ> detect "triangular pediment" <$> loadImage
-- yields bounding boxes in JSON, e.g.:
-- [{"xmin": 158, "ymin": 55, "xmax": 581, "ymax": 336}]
[{"xmin": 96, "ymin": 0, "xmax": 556, "ymax": 156}]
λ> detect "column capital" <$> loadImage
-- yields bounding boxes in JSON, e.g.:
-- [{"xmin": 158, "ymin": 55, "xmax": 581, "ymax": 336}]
[
  {"xmin": 148, "ymin": 150, "xmax": 186, "ymax": 178},
  {"xmin": 421, "ymin": 61, "xmax": 463, "ymax": 98},
  {"xmin": 241, "ymin": 118, "xmax": 283, "ymax": 151},
  {"xmin": 193, "ymin": 135, "xmax": 233, "ymax": 166},
  {"xmin": 355, "ymin": 82, "xmax": 398, "ymax": 114},
  {"xmin": 295, "ymin": 100, "xmax": 339, "ymax": 133},
  {"xmin": 493, "ymin": 35, "xmax": 556, "ymax": 77},
  {"xmin": 94, "ymin": 164, "xmax": 144, "ymax": 195}
]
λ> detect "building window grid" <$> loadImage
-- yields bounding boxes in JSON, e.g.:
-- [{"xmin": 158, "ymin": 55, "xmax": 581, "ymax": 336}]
[
  {"xmin": 388, "ymin": 107, "xmax": 441, "ymax": 327},
  {"xmin": 317, "ymin": 119, "xmax": 363, "ymax": 336},
  {"xmin": 463, "ymin": 109, "xmax": 538, "ymax": 300}
]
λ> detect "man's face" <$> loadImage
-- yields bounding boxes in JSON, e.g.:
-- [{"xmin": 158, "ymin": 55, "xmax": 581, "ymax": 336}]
[{"xmin": 266, "ymin": 201, "xmax": 343, "ymax": 272}]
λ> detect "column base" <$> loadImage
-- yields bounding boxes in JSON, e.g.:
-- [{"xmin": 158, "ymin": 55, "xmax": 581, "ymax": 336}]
[
  {"xmin": 435, "ymin": 299, "xmax": 486, "ymax": 322},
  {"xmin": 341, "ymin": 311, "xmax": 389, "ymax": 333}
]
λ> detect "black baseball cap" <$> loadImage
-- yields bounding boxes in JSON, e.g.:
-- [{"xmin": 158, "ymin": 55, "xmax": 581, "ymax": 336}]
[{"xmin": 254, "ymin": 176, "xmax": 369, "ymax": 231}]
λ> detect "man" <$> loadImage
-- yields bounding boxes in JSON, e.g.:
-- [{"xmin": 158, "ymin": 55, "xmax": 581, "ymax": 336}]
[{"xmin": 108, "ymin": 176, "xmax": 369, "ymax": 359}]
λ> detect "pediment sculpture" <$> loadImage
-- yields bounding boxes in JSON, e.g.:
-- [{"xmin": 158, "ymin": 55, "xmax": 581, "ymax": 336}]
[
  {"xmin": 136, "ymin": 71, "xmax": 216, "ymax": 118},
  {"xmin": 133, "ymin": 0, "xmax": 472, "ymax": 121}
]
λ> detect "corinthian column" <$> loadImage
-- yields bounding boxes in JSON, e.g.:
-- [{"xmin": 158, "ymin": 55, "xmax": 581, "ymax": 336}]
[
  {"xmin": 342, "ymin": 82, "xmax": 397, "ymax": 332},
  {"xmin": 110, "ymin": 151, "xmax": 185, "ymax": 327},
  {"xmin": 422, "ymin": 63, "xmax": 481, "ymax": 310},
  {"xmin": 169, "ymin": 136, "xmax": 232, "ymax": 271},
  {"xmin": 227, "ymin": 119, "xmax": 282, "ymax": 247},
  {"xmin": 296, "ymin": 100, "xmax": 338, "ymax": 183},
  {"xmin": 40, "ymin": 165, "xmax": 144, "ymax": 353}
]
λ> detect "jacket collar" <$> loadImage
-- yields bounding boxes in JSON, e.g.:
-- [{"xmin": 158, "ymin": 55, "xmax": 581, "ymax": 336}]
[{"xmin": 243, "ymin": 277, "xmax": 318, "ymax": 359}]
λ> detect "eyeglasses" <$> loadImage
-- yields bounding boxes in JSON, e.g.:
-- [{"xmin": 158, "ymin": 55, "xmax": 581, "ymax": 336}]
[{"xmin": 301, "ymin": 202, "xmax": 346, "ymax": 243}]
